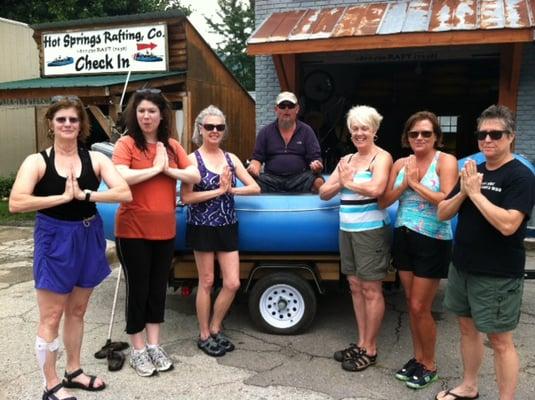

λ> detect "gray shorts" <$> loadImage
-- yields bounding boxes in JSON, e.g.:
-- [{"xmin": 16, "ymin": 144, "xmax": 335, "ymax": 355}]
[
  {"xmin": 444, "ymin": 265, "xmax": 524, "ymax": 333},
  {"xmin": 339, "ymin": 226, "xmax": 391, "ymax": 281}
]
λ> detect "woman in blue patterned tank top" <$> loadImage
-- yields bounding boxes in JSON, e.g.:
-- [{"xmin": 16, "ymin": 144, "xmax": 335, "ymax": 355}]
[
  {"xmin": 320, "ymin": 105, "xmax": 393, "ymax": 373},
  {"xmin": 181, "ymin": 105, "xmax": 260, "ymax": 357},
  {"xmin": 381, "ymin": 111, "xmax": 458, "ymax": 389}
]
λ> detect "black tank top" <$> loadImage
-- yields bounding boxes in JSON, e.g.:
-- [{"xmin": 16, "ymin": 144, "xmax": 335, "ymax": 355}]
[{"xmin": 33, "ymin": 147, "xmax": 99, "ymax": 220}]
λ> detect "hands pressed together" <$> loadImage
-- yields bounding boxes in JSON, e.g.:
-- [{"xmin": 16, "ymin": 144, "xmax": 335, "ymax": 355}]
[
  {"xmin": 460, "ymin": 159, "xmax": 482, "ymax": 197},
  {"xmin": 63, "ymin": 166, "xmax": 87, "ymax": 202},
  {"xmin": 152, "ymin": 142, "xmax": 173, "ymax": 176},
  {"xmin": 218, "ymin": 166, "xmax": 232, "ymax": 195}
]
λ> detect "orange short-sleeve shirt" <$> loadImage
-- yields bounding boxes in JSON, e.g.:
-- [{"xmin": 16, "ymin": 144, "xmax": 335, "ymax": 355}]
[{"xmin": 112, "ymin": 136, "xmax": 191, "ymax": 240}]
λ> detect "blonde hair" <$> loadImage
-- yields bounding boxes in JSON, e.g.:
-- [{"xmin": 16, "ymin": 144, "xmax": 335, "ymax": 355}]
[{"xmin": 346, "ymin": 105, "xmax": 383, "ymax": 132}]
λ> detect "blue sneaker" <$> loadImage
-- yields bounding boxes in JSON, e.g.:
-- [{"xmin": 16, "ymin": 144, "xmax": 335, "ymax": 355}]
[
  {"xmin": 395, "ymin": 358, "xmax": 418, "ymax": 381},
  {"xmin": 405, "ymin": 364, "xmax": 438, "ymax": 389}
]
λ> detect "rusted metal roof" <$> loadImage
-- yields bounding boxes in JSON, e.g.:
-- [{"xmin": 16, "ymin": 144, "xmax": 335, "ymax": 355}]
[{"xmin": 248, "ymin": 0, "xmax": 535, "ymax": 45}]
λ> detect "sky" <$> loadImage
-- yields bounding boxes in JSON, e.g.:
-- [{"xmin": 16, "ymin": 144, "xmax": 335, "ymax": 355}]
[{"xmin": 179, "ymin": 0, "xmax": 224, "ymax": 49}]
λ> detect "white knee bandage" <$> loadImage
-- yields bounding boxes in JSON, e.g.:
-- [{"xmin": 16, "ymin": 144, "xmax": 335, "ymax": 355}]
[{"xmin": 35, "ymin": 336, "xmax": 61, "ymax": 385}]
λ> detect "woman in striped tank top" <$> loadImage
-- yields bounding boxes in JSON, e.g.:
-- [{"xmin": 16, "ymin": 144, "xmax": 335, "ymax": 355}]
[{"xmin": 320, "ymin": 105, "xmax": 393, "ymax": 373}]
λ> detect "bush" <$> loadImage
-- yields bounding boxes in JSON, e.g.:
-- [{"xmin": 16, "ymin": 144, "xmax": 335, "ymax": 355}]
[{"xmin": 0, "ymin": 175, "xmax": 15, "ymax": 199}]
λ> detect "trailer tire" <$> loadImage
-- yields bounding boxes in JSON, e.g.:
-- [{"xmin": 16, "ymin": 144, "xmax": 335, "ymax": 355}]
[{"xmin": 248, "ymin": 272, "xmax": 317, "ymax": 335}]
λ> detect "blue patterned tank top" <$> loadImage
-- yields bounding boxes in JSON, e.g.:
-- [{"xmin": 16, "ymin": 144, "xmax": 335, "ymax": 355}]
[
  {"xmin": 394, "ymin": 151, "xmax": 452, "ymax": 240},
  {"xmin": 340, "ymin": 155, "xmax": 390, "ymax": 232},
  {"xmin": 186, "ymin": 150, "xmax": 237, "ymax": 227}
]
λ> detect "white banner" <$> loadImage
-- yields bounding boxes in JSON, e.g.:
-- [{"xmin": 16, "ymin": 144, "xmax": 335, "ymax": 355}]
[{"xmin": 42, "ymin": 23, "xmax": 168, "ymax": 76}]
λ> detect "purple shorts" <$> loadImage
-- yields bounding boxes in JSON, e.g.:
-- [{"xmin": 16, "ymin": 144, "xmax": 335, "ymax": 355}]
[{"xmin": 33, "ymin": 212, "xmax": 111, "ymax": 294}]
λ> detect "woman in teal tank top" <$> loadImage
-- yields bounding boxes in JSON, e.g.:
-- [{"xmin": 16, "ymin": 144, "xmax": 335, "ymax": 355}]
[{"xmin": 381, "ymin": 111, "xmax": 458, "ymax": 390}]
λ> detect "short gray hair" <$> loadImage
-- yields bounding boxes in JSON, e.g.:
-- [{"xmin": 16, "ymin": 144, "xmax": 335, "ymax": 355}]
[
  {"xmin": 346, "ymin": 105, "xmax": 383, "ymax": 133},
  {"xmin": 192, "ymin": 105, "xmax": 228, "ymax": 146},
  {"xmin": 477, "ymin": 105, "xmax": 515, "ymax": 133}
]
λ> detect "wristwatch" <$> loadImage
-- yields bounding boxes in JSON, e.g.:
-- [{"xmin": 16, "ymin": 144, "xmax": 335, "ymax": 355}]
[{"xmin": 84, "ymin": 189, "xmax": 92, "ymax": 202}]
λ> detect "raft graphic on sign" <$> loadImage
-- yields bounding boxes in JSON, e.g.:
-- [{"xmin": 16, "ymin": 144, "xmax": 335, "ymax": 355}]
[{"xmin": 47, "ymin": 56, "xmax": 74, "ymax": 67}]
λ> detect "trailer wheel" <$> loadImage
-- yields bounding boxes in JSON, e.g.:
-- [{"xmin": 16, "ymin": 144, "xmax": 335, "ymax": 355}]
[{"xmin": 248, "ymin": 272, "xmax": 317, "ymax": 334}]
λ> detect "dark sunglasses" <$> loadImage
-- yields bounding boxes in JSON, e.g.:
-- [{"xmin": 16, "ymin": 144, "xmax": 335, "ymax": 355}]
[
  {"xmin": 136, "ymin": 88, "xmax": 162, "ymax": 94},
  {"xmin": 475, "ymin": 130, "xmax": 507, "ymax": 140},
  {"xmin": 51, "ymin": 95, "xmax": 80, "ymax": 104},
  {"xmin": 408, "ymin": 130, "xmax": 433, "ymax": 139},
  {"xmin": 277, "ymin": 102, "xmax": 297, "ymax": 110},
  {"xmin": 201, "ymin": 123, "xmax": 226, "ymax": 132},
  {"xmin": 55, "ymin": 116, "xmax": 80, "ymax": 124}
]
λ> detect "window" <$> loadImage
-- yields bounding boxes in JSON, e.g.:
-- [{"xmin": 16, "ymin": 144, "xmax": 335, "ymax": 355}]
[{"xmin": 438, "ymin": 115, "xmax": 458, "ymax": 133}]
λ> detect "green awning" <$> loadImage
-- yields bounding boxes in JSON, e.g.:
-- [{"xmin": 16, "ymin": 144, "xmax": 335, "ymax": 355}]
[{"xmin": 0, "ymin": 71, "xmax": 185, "ymax": 90}]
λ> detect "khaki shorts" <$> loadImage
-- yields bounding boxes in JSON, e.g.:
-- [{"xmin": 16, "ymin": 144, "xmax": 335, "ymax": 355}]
[
  {"xmin": 339, "ymin": 226, "xmax": 391, "ymax": 281},
  {"xmin": 444, "ymin": 265, "xmax": 524, "ymax": 333}
]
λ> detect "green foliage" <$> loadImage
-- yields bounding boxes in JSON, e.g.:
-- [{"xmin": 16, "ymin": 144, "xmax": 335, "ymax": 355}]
[
  {"xmin": 0, "ymin": 201, "xmax": 35, "ymax": 225},
  {"xmin": 205, "ymin": 0, "xmax": 255, "ymax": 91},
  {"xmin": 0, "ymin": 175, "xmax": 15, "ymax": 199},
  {"xmin": 2, "ymin": 0, "xmax": 192, "ymax": 24}
]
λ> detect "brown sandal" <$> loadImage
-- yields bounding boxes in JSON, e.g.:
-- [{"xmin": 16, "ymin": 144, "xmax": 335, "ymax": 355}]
[{"xmin": 341, "ymin": 351, "xmax": 377, "ymax": 371}]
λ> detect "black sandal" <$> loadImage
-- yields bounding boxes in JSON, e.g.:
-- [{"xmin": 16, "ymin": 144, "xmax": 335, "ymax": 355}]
[
  {"xmin": 211, "ymin": 332, "xmax": 235, "ymax": 352},
  {"xmin": 63, "ymin": 368, "xmax": 106, "ymax": 391},
  {"xmin": 333, "ymin": 343, "xmax": 362, "ymax": 362},
  {"xmin": 341, "ymin": 351, "xmax": 377, "ymax": 372},
  {"xmin": 197, "ymin": 336, "xmax": 226, "ymax": 357},
  {"xmin": 42, "ymin": 383, "xmax": 77, "ymax": 400}
]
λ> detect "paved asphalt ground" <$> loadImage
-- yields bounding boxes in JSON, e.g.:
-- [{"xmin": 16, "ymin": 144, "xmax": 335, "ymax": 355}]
[{"xmin": 1, "ymin": 225, "xmax": 535, "ymax": 400}]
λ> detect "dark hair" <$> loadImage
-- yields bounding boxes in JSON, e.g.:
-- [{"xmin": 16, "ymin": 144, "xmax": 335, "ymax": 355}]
[
  {"xmin": 45, "ymin": 96, "xmax": 90, "ymax": 142},
  {"xmin": 124, "ymin": 90, "xmax": 174, "ymax": 155},
  {"xmin": 401, "ymin": 110, "xmax": 443, "ymax": 149},
  {"xmin": 477, "ymin": 104, "xmax": 515, "ymax": 133}
]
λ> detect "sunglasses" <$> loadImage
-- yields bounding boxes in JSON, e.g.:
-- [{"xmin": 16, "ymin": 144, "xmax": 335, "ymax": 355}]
[
  {"xmin": 201, "ymin": 123, "xmax": 226, "ymax": 132},
  {"xmin": 51, "ymin": 95, "xmax": 80, "ymax": 104},
  {"xmin": 277, "ymin": 102, "xmax": 297, "ymax": 110},
  {"xmin": 136, "ymin": 88, "xmax": 162, "ymax": 94},
  {"xmin": 55, "ymin": 116, "xmax": 80, "ymax": 124},
  {"xmin": 408, "ymin": 130, "xmax": 433, "ymax": 139},
  {"xmin": 475, "ymin": 130, "xmax": 507, "ymax": 140}
]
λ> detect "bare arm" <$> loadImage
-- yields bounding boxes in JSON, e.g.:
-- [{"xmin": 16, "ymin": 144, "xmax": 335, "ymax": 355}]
[
  {"xmin": 89, "ymin": 152, "xmax": 132, "ymax": 203},
  {"xmin": 9, "ymin": 154, "xmax": 72, "ymax": 213},
  {"xmin": 229, "ymin": 154, "xmax": 260, "ymax": 196},
  {"xmin": 343, "ymin": 151, "xmax": 392, "ymax": 198},
  {"xmin": 319, "ymin": 165, "xmax": 342, "ymax": 200},
  {"xmin": 246, "ymin": 159, "xmax": 261, "ymax": 177},
  {"xmin": 437, "ymin": 191, "xmax": 466, "ymax": 221},
  {"xmin": 164, "ymin": 164, "xmax": 201, "ymax": 184},
  {"xmin": 408, "ymin": 153, "xmax": 458, "ymax": 205},
  {"xmin": 378, "ymin": 158, "xmax": 407, "ymax": 208}
]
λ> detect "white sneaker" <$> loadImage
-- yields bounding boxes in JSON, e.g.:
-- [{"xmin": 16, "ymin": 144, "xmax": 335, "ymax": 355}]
[
  {"xmin": 147, "ymin": 345, "xmax": 174, "ymax": 372},
  {"xmin": 130, "ymin": 348, "xmax": 156, "ymax": 377}
]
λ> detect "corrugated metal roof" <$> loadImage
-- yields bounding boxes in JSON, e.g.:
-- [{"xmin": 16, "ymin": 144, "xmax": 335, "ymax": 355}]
[
  {"xmin": 0, "ymin": 71, "xmax": 185, "ymax": 90},
  {"xmin": 249, "ymin": 0, "xmax": 535, "ymax": 44}
]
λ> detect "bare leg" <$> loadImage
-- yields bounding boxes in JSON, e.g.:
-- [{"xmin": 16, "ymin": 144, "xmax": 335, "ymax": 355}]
[
  {"xmin": 399, "ymin": 271, "xmax": 420, "ymax": 359},
  {"xmin": 194, "ymin": 251, "xmax": 215, "ymax": 340},
  {"xmin": 347, "ymin": 275, "xmax": 366, "ymax": 347},
  {"xmin": 130, "ymin": 332, "xmax": 146, "ymax": 350},
  {"xmin": 146, "ymin": 323, "xmax": 161, "ymax": 346},
  {"xmin": 436, "ymin": 317, "xmax": 482, "ymax": 400},
  {"xmin": 210, "ymin": 251, "xmax": 240, "ymax": 334},
  {"xmin": 359, "ymin": 279, "xmax": 384, "ymax": 356},
  {"xmin": 36, "ymin": 289, "xmax": 71, "ymax": 398},
  {"xmin": 488, "ymin": 331, "xmax": 519, "ymax": 400},
  {"xmin": 63, "ymin": 286, "xmax": 105, "ymax": 388},
  {"xmin": 408, "ymin": 277, "xmax": 440, "ymax": 370}
]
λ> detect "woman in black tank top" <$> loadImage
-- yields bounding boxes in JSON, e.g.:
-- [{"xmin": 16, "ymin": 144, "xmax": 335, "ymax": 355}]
[{"xmin": 9, "ymin": 96, "xmax": 131, "ymax": 400}]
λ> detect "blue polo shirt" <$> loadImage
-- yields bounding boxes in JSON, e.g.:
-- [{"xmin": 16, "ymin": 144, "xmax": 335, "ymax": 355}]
[{"xmin": 252, "ymin": 120, "xmax": 322, "ymax": 176}]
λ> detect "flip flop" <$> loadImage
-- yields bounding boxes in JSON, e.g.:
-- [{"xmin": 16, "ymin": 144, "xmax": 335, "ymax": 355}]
[{"xmin": 435, "ymin": 389, "xmax": 480, "ymax": 400}]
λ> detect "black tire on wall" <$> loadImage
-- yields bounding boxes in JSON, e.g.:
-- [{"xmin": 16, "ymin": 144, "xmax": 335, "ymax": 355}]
[{"xmin": 248, "ymin": 272, "xmax": 317, "ymax": 335}]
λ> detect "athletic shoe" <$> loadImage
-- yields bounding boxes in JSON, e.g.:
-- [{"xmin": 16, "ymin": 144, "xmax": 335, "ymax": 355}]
[
  {"xmin": 130, "ymin": 348, "xmax": 156, "ymax": 377},
  {"xmin": 333, "ymin": 343, "xmax": 362, "ymax": 362},
  {"xmin": 147, "ymin": 345, "xmax": 174, "ymax": 372},
  {"xmin": 405, "ymin": 364, "xmax": 438, "ymax": 389},
  {"xmin": 395, "ymin": 357, "xmax": 418, "ymax": 381}
]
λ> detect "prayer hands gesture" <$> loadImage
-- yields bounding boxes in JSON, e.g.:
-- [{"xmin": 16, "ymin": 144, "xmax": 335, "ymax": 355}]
[
  {"xmin": 63, "ymin": 166, "xmax": 85, "ymax": 202},
  {"xmin": 461, "ymin": 159, "xmax": 482, "ymax": 197},
  {"xmin": 219, "ymin": 166, "xmax": 232, "ymax": 194},
  {"xmin": 405, "ymin": 155, "xmax": 419, "ymax": 189},
  {"xmin": 338, "ymin": 158, "xmax": 355, "ymax": 188},
  {"xmin": 153, "ymin": 142, "xmax": 168, "ymax": 173}
]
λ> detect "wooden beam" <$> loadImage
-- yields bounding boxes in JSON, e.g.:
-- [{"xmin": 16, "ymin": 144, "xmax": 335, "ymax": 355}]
[
  {"xmin": 272, "ymin": 54, "xmax": 297, "ymax": 93},
  {"xmin": 248, "ymin": 28, "xmax": 534, "ymax": 56},
  {"xmin": 498, "ymin": 43, "xmax": 523, "ymax": 114},
  {"xmin": 88, "ymin": 105, "xmax": 111, "ymax": 138}
]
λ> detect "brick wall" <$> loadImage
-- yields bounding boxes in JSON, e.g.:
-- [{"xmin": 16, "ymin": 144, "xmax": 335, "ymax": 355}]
[{"xmin": 516, "ymin": 43, "xmax": 535, "ymax": 163}]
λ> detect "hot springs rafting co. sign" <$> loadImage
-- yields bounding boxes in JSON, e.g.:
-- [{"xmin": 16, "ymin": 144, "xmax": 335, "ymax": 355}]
[{"xmin": 42, "ymin": 23, "xmax": 168, "ymax": 76}]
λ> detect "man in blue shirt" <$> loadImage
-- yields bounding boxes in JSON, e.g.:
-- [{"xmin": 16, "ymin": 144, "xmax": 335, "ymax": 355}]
[{"xmin": 247, "ymin": 91, "xmax": 324, "ymax": 193}]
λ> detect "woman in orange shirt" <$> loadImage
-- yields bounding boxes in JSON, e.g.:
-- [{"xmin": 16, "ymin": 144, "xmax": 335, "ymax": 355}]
[{"xmin": 112, "ymin": 89, "xmax": 200, "ymax": 377}]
